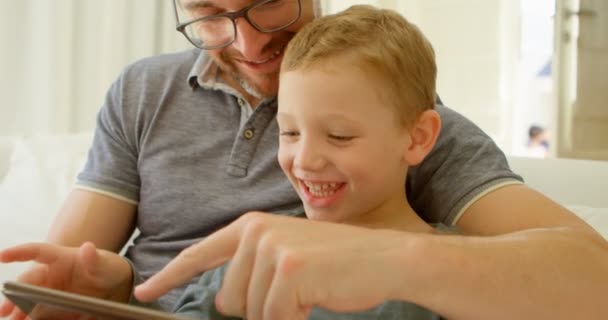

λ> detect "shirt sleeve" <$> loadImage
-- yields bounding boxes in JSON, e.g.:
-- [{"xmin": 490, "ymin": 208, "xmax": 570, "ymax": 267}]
[
  {"xmin": 407, "ymin": 104, "xmax": 524, "ymax": 226},
  {"xmin": 76, "ymin": 67, "xmax": 141, "ymax": 203},
  {"xmin": 172, "ymin": 264, "xmax": 239, "ymax": 319}
]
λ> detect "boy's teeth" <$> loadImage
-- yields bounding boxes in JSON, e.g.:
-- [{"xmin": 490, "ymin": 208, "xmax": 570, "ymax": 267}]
[
  {"xmin": 303, "ymin": 181, "xmax": 341, "ymax": 198},
  {"xmin": 303, "ymin": 182, "xmax": 339, "ymax": 190}
]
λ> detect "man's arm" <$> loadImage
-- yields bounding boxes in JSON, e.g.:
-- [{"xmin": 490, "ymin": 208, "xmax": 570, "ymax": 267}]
[
  {"xmin": 133, "ymin": 191, "xmax": 608, "ymax": 320},
  {"xmin": 50, "ymin": 61, "xmax": 144, "ymax": 253},
  {"xmin": 46, "ymin": 189, "xmax": 137, "ymax": 252},
  {"xmin": 457, "ymin": 184, "xmax": 593, "ymax": 234},
  {"xmin": 398, "ymin": 184, "xmax": 608, "ymax": 320}
]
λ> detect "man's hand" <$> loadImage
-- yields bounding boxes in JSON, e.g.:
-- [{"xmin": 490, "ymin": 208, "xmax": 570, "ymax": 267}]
[
  {"xmin": 0, "ymin": 242, "xmax": 133, "ymax": 320},
  {"xmin": 135, "ymin": 212, "xmax": 414, "ymax": 320}
]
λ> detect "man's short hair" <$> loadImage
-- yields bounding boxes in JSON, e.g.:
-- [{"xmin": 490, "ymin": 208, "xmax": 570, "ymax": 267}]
[{"xmin": 282, "ymin": 5, "xmax": 437, "ymax": 126}]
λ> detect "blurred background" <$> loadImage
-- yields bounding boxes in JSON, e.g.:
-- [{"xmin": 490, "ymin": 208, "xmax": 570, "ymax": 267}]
[{"xmin": 0, "ymin": 0, "xmax": 606, "ymax": 160}]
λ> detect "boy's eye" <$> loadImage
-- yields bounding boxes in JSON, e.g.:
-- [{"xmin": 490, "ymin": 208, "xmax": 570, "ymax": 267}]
[
  {"xmin": 329, "ymin": 134, "xmax": 354, "ymax": 141},
  {"xmin": 280, "ymin": 131, "xmax": 299, "ymax": 137}
]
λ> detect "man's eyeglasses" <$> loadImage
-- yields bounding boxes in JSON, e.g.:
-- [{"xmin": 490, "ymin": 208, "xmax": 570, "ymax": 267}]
[{"xmin": 172, "ymin": 0, "xmax": 302, "ymax": 50}]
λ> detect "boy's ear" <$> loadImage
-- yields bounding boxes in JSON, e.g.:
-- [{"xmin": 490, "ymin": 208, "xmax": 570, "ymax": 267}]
[{"xmin": 403, "ymin": 110, "xmax": 441, "ymax": 166}]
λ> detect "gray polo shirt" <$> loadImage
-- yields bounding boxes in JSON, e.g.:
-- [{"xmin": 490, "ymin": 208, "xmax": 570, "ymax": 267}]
[{"xmin": 76, "ymin": 48, "xmax": 522, "ymax": 310}]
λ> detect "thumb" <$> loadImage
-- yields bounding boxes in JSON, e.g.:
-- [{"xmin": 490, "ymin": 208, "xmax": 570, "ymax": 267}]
[
  {"xmin": 77, "ymin": 242, "xmax": 133, "ymax": 300},
  {"xmin": 78, "ymin": 242, "xmax": 125, "ymax": 286},
  {"xmin": 78, "ymin": 242, "xmax": 100, "ymax": 277}
]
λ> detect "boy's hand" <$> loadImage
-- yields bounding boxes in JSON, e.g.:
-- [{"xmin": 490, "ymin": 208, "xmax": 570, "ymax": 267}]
[
  {"xmin": 135, "ymin": 212, "xmax": 411, "ymax": 320},
  {"xmin": 0, "ymin": 242, "xmax": 133, "ymax": 320}
]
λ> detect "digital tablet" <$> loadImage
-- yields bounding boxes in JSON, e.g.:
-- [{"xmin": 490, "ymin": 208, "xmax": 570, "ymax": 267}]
[{"xmin": 1, "ymin": 281, "xmax": 192, "ymax": 320}]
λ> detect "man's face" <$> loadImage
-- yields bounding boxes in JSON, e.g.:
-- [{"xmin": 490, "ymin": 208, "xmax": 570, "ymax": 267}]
[
  {"xmin": 180, "ymin": 0, "xmax": 316, "ymax": 98},
  {"xmin": 277, "ymin": 66, "xmax": 412, "ymax": 225}
]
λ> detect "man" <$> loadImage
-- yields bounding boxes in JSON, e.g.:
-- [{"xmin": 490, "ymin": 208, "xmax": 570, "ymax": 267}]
[{"xmin": 2, "ymin": 1, "xmax": 607, "ymax": 319}]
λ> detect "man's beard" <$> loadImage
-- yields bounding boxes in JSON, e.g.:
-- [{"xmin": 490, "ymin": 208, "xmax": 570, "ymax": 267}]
[
  {"xmin": 215, "ymin": 49, "xmax": 280, "ymax": 100},
  {"xmin": 212, "ymin": 36, "xmax": 290, "ymax": 100},
  {"xmin": 236, "ymin": 73, "xmax": 265, "ymax": 100}
]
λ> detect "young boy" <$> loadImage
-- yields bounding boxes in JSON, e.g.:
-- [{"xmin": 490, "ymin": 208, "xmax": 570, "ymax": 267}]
[
  {"xmin": 170, "ymin": 5, "xmax": 443, "ymax": 319},
  {"xmin": 1, "ymin": 5, "xmax": 443, "ymax": 320}
]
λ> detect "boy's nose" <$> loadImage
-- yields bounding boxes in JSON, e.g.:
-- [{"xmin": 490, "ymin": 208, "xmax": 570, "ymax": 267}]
[{"xmin": 294, "ymin": 141, "xmax": 326, "ymax": 172}]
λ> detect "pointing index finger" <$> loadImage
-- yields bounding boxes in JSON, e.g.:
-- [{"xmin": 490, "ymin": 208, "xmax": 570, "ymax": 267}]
[{"xmin": 134, "ymin": 221, "xmax": 243, "ymax": 302}]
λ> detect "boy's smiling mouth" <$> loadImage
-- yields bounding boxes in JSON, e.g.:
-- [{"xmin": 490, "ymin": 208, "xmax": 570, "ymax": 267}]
[
  {"xmin": 301, "ymin": 180, "xmax": 343, "ymax": 197},
  {"xmin": 297, "ymin": 179, "xmax": 347, "ymax": 209}
]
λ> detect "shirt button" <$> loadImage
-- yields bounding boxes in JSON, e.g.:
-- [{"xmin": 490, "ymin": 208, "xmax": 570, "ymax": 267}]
[{"xmin": 243, "ymin": 129, "xmax": 255, "ymax": 140}]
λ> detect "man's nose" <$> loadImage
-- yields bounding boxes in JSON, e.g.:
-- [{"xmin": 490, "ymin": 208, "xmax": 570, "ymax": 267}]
[{"xmin": 231, "ymin": 18, "xmax": 273, "ymax": 60}]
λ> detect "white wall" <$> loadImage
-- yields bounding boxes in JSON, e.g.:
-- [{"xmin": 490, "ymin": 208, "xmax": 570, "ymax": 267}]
[
  {"xmin": 412, "ymin": 0, "xmax": 519, "ymax": 149},
  {"xmin": 324, "ymin": 0, "xmax": 521, "ymax": 151}
]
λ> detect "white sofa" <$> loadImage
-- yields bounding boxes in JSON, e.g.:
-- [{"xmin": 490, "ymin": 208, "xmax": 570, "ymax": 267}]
[
  {"xmin": 0, "ymin": 134, "xmax": 93, "ymax": 285},
  {"xmin": 1, "ymin": 134, "xmax": 607, "ymax": 285}
]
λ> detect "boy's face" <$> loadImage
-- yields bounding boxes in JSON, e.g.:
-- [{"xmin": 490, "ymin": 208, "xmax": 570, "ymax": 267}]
[
  {"xmin": 277, "ymin": 66, "xmax": 412, "ymax": 224},
  {"xmin": 180, "ymin": 0, "xmax": 316, "ymax": 98}
]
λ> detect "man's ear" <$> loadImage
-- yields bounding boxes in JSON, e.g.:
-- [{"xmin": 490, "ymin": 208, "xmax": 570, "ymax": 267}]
[{"xmin": 403, "ymin": 110, "xmax": 441, "ymax": 166}]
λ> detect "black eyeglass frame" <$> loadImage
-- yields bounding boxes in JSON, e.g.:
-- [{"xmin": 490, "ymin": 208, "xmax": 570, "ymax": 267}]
[{"xmin": 172, "ymin": 0, "xmax": 302, "ymax": 50}]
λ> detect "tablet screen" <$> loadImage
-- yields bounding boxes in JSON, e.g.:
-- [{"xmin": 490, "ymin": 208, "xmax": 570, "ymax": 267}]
[{"xmin": 1, "ymin": 281, "xmax": 189, "ymax": 320}]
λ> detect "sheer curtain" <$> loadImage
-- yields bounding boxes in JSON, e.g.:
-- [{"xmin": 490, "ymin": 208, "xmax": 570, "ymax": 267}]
[
  {"xmin": 2, "ymin": 0, "xmax": 521, "ymax": 154},
  {"xmin": 0, "ymin": 0, "xmax": 190, "ymax": 136}
]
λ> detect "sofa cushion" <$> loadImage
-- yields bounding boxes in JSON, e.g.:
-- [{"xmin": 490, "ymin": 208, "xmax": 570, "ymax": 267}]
[{"xmin": 0, "ymin": 137, "xmax": 15, "ymax": 182}]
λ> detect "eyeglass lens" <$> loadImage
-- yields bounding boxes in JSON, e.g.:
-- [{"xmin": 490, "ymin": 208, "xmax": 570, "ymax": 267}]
[{"xmin": 179, "ymin": 0, "xmax": 300, "ymax": 49}]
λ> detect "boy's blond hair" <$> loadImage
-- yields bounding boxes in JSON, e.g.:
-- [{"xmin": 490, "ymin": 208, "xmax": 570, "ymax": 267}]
[{"xmin": 282, "ymin": 5, "xmax": 437, "ymax": 126}]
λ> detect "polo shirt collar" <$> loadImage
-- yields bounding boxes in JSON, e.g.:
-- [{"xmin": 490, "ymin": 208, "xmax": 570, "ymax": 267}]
[
  {"xmin": 187, "ymin": 51, "xmax": 220, "ymax": 90},
  {"xmin": 186, "ymin": 51, "xmax": 277, "ymax": 107}
]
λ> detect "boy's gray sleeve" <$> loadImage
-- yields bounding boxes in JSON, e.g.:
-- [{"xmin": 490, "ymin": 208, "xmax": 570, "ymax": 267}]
[
  {"xmin": 75, "ymin": 67, "xmax": 141, "ymax": 203},
  {"xmin": 172, "ymin": 264, "xmax": 240, "ymax": 319},
  {"xmin": 407, "ymin": 104, "xmax": 523, "ymax": 226}
]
